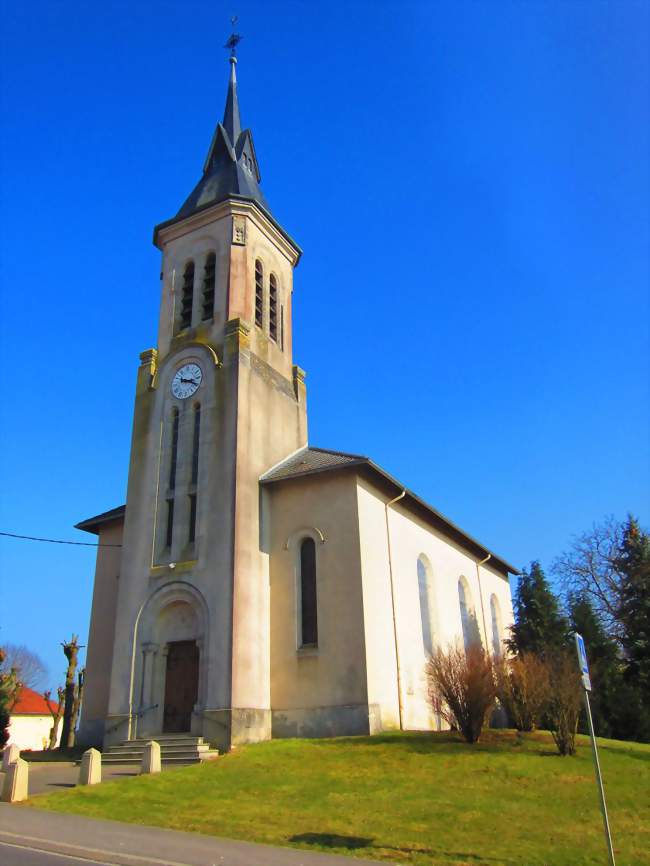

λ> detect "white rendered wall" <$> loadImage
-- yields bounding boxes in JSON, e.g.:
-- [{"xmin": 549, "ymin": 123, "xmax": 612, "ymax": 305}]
[
  {"xmin": 356, "ymin": 476, "xmax": 514, "ymax": 731},
  {"xmin": 7, "ymin": 715, "xmax": 60, "ymax": 752}
]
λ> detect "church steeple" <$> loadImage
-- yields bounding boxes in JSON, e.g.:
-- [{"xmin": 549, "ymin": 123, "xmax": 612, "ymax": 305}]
[
  {"xmin": 173, "ymin": 51, "xmax": 269, "ymax": 224},
  {"xmin": 222, "ymin": 57, "xmax": 242, "ymax": 145}
]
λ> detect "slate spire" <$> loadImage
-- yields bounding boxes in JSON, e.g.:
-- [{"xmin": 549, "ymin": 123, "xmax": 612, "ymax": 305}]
[
  {"xmin": 173, "ymin": 51, "xmax": 269, "ymax": 222},
  {"xmin": 222, "ymin": 57, "xmax": 242, "ymax": 145}
]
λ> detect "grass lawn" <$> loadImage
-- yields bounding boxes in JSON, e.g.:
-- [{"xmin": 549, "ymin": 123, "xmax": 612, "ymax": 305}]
[{"xmin": 26, "ymin": 729, "xmax": 649, "ymax": 866}]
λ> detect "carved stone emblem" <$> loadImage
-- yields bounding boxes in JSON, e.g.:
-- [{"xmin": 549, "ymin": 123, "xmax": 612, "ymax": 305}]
[{"xmin": 232, "ymin": 216, "xmax": 247, "ymax": 246}]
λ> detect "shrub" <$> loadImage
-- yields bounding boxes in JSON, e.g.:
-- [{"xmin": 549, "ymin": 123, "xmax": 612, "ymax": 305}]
[
  {"xmin": 546, "ymin": 651, "xmax": 583, "ymax": 756},
  {"xmin": 426, "ymin": 643, "xmax": 496, "ymax": 743},
  {"xmin": 493, "ymin": 653, "xmax": 551, "ymax": 732}
]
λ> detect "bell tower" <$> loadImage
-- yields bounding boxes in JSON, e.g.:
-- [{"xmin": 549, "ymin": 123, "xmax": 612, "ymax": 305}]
[{"xmin": 103, "ymin": 44, "xmax": 307, "ymax": 751}]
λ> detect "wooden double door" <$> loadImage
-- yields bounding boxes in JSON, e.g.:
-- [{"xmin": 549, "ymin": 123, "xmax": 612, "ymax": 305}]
[{"xmin": 163, "ymin": 640, "xmax": 199, "ymax": 733}]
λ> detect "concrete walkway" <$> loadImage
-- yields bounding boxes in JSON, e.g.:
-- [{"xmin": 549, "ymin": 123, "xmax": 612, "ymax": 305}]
[
  {"xmin": 0, "ymin": 804, "xmax": 388, "ymax": 866},
  {"xmin": 0, "ymin": 761, "xmax": 140, "ymax": 796}
]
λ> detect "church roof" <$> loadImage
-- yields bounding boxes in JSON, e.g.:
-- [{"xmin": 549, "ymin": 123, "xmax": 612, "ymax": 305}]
[
  {"xmin": 75, "ymin": 505, "xmax": 125, "ymax": 535},
  {"xmin": 261, "ymin": 446, "xmax": 519, "ymax": 576}
]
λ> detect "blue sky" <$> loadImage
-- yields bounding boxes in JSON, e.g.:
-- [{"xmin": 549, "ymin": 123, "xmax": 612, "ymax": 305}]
[{"xmin": 1, "ymin": 1, "xmax": 648, "ymax": 691}]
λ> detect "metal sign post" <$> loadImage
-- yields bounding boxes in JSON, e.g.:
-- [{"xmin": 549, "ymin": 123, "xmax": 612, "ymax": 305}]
[{"xmin": 574, "ymin": 633, "xmax": 616, "ymax": 866}]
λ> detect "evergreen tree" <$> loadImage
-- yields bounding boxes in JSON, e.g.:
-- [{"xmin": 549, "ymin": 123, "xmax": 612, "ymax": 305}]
[
  {"xmin": 507, "ymin": 561, "xmax": 568, "ymax": 657},
  {"xmin": 617, "ymin": 516, "xmax": 650, "ymax": 693},
  {"xmin": 567, "ymin": 592, "xmax": 621, "ymax": 738}
]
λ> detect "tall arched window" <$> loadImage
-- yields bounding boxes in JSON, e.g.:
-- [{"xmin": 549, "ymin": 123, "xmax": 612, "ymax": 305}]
[
  {"xmin": 490, "ymin": 594, "xmax": 502, "ymax": 657},
  {"xmin": 417, "ymin": 555, "xmax": 435, "ymax": 657},
  {"xmin": 458, "ymin": 577, "xmax": 479, "ymax": 651},
  {"xmin": 254, "ymin": 260, "xmax": 264, "ymax": 328},
  {"xmin": 299, "ymin": 537, "xmax": 318, "ymax": 647},
  {"xmin": 269, "ymin": 274, "xmax": 278, "ymax": 342},
  {"xmin": 166, "ymin": 408, "xmax": 180, "ymax": 548},
  {"xmin": 188, "ymin": 403, "xmax": 201, "ymax": 545},
  {"xmin": 180, "ymin": 261, "xmax": 194, "ymax": 330},
  {"xmin": 201, "ymin": 253, "xmax": 216, "ymax": 321}
]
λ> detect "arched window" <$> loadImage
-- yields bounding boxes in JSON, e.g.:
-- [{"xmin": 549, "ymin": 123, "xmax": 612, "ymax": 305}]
[
  {"xmin": 180, "ymin": 261, "xmax": 194, "ymax": 330},
  {"xmin": 188, "ymin": 403, "xmax": 201, "ymax": 545},
  {"xmin": 269, "ymin": 274, "xmax": 278, "ymax": 342},
  {"xmin": 490, "ymin": 595, "xmax": 502, "ymax": 657},
  {"xmin": 166, "ymin": 408, "xmax": 180, "ymax": 548},
  {"xmin": 458, "ymin": 577, "xmax": 479, "ymax": 651},
  {"xmin": 201, "ymin": 253, "xmax": 216, "ymax": 321},
  {"xmin": 417, "ymin": 555, "xmax": 435, "ymax": 657},
  {"xmin": 191, "ymin": 403, "xmax": 201, "ymax": 485},
  {"xmin": 254, "ymin": 260, "xmax": 264, "ymax": 328},
  {"xmin": 299, "ymin": 537, "xmax": 318, "ymax": 647}
]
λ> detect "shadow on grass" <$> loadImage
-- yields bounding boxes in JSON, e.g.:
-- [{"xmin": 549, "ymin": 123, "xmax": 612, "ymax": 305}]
[
  {"xmin": 290, "ymin": 833, "xmax": 372, "ymax": 850},
  {"xmin": 289, "ymin": 832, "xmax": 515, "ymax": 864}
]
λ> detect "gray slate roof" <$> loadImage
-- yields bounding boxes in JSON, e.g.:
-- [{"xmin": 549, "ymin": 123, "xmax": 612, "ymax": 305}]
[{"xmin": 261, "ymin": 446, "xmax": 518, "ymax": 576}]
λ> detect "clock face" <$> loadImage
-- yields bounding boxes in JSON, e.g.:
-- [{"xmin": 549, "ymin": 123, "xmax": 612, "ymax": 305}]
[{"xmin": 171, "ymin": 363, "xmax": 203, "ymax": 399}]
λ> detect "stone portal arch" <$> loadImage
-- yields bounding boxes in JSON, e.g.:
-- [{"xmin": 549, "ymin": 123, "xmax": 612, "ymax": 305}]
[{"xmin": 135, "ymin": 581, "xmax": 209, "ymax": 737}]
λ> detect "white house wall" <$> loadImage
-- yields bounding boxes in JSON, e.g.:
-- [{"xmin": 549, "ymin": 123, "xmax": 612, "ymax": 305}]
[{"xmin": 8, "ymin": 715, "xmax": 60, "ymax": 752}]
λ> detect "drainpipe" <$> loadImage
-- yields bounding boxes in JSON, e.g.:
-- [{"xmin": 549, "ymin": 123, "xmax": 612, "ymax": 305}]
[
  {"xmin": 385, "ymin": 490, "xmax": 406, "ymax": 730},
  {"xmin": 127, "ymin": 597, "xmax": 148, "ymax": 741},
  {"xmin": 475, "ymin": 553, "xmax": 491, "ymax": 651}
]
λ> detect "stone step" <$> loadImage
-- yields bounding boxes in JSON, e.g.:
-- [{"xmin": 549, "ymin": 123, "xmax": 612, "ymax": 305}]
[{"xmin": 101, "ymin": 736, "xmax": 219, "ymax": 766}]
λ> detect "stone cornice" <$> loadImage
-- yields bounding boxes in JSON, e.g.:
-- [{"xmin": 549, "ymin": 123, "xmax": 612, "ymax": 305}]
[{"xmin": 153, "ymin": 199, "xmax": 302, "ymax": 266}]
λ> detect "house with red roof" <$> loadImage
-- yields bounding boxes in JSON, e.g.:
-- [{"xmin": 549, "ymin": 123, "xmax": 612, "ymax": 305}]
[{"xmin": 7, "ymin": 687, "xmax": 61, "ymax": 752}]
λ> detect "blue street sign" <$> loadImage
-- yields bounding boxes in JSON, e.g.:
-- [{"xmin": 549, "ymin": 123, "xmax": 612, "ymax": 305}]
[{"xmin": 575, "ymin": 632, "xmax": 592, "ymax": 692}]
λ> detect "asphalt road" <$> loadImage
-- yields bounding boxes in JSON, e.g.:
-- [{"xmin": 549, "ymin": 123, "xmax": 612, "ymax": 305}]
[
  {"xmin": 0, "ymin": 805, "xmax": 388, "ymax": 866},
  {"xmin": 0, "ymin": 840, "xmax": 121, "ymax": 865}
]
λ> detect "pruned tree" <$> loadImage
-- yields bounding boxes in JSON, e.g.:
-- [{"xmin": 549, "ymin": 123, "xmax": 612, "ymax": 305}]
[
  {"xmin": 0, "ymin": 644, "xmax": 47, "ymax": 692},
  {"xmin": 44, "ymin": 687, "xmax": 65, "ymax": 750},
  {"xmin": 69, "ymin": 669, "xmax": 85, "ymax": 744},
  {"xmin": 59, "ymin": 635, "xmax": 84, "ymax": 750},
  {"xmin": 426, "ymin": 643, "xmax": 496, "ymax": 744},
  {"xmin": 493, "ymin": 653, "xmax": 551, "ymax": 732}
]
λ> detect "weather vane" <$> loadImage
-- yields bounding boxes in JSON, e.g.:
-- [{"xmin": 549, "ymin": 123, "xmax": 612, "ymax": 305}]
[{"xmin": 225, "ymin": 16, "xmax": 242, "ymax": 59}]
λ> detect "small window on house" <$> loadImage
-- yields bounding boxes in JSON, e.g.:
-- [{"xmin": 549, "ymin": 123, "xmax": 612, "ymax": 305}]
[
  {"xmin": 299, "ymin": 537, "xmax": 318, "ymax": 647},
  {"xmin": 417, "ymin": 555, "xmax": 435, "ymax": 657},
  {"xmin": 201, "ymin": 253, "xmax": 216, "ymax": 321},
  {"xmin": 269, "ymin": 274, "xmax": 278, "ymax": 342},
  {"xmin": 191, "ymin": 403, "xmax": 201, "ymax": 485},
  {"xmin": 490, "ymin": 595, "xmax": 502, "ymax": 657},
  {"xmin": 254, "ymin": 260, "xmax": 264, "ymax": 328},
  {"xmin": 180, "ymin": 261, "xmax": 195, "ymax": 330}
]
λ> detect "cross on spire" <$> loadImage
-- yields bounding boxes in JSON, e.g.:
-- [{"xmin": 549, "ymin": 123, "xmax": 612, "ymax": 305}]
[{"xmin": 225, "ymin": 16, "xmax": 242, "ymax": 60}]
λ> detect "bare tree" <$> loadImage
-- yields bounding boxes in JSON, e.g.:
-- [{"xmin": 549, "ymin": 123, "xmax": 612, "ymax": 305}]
[
  {"xmin": 553, "ymin": 516, "xmax": 626, "ymax": 644},
  {"xmin": 426, "ymin": 643, "xmax": 496, "ymax": 744},
  {"xmin": 0, "ymin": 644, "xmax": 48, "ymax": 691},
  {"xmin": 59, "ymin": 635, "xmax": 84, "ymax": 750},
  {"xmin": 43, "ymin": 687, "xmax": 65, "ymax": 750},
  {"xmin": 494, "ymin": 653, "xmax": 551, "ymax": 732}
]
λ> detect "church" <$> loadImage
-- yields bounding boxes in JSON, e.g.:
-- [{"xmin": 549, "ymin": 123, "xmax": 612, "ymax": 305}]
[{"xmin": 76, "ymin": 47, "xmax": 517, "ymax": 754}]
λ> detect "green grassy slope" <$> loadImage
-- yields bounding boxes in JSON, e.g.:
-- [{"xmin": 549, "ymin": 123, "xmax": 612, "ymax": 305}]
[{"xmin": 27, "ymin": 730, "xmax": 649, "ymax": 866}]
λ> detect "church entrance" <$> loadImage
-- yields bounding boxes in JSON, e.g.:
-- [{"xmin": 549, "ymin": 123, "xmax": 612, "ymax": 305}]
[{"xmin": 163, "ymin": 640, "xmax": 199, "ymax": 732}]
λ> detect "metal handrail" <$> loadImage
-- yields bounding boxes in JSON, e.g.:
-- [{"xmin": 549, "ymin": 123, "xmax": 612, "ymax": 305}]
[{"xmin": 105, "ymin": 704, "xmax": 158, "ymax": 737}]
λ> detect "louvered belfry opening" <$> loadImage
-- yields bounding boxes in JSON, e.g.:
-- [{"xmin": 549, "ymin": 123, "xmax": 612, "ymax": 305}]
[
  {"xmin": 201, "ymin": 253, "xmax": 216, "ymax": 321},
  {"xmin": 255, "ymin": 259, "xmax": 264, "ymax": 327},
  {"xmin": 269, "ymin": 273, "xmax": 278, "ymax": 341},
  {"xmin": 180, "ymin": 261, "xmax": 195, "ymax": 330}
]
